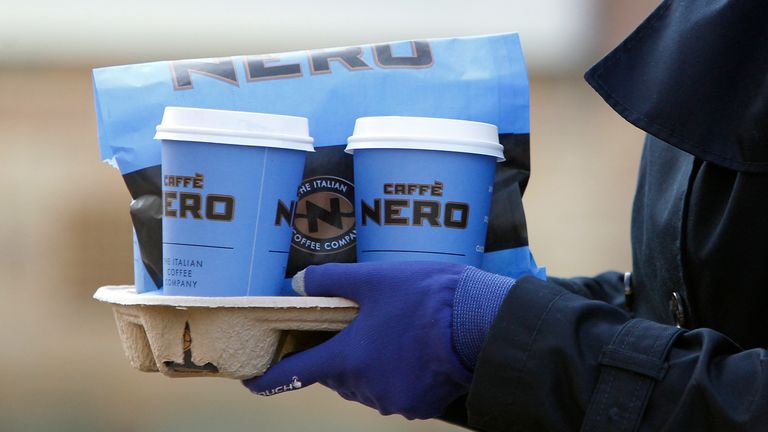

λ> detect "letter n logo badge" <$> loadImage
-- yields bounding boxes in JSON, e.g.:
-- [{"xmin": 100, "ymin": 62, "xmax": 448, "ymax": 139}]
[{"xmin": 292, "ymin": 176, "xmax": 356, "ymax": 254}]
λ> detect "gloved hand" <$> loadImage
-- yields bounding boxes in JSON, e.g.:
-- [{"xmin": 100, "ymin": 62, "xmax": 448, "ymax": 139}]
[{"xmin": 242, "ymin": 261, "xmax": 515, "ymax": 419}]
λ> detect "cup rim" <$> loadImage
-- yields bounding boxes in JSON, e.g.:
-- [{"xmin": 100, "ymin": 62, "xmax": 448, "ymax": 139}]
[
  {"xmin": 154, "ymin": 107, "xmax": 315, "ymax": 152},
  {"xmin": 345, "ymin": 116, "xmax": 505, "ymax": 161}
]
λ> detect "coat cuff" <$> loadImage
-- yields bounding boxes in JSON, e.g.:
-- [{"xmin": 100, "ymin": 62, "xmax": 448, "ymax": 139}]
[{"xmin": 452, "ymin": 266, "xmax": 517, "ymax": 370}]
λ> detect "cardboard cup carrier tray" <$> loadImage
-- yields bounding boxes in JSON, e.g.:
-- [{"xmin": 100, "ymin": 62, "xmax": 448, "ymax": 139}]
[{"xmin": 94, "ymin": 286, "xmax": 357, "ymax": 379}]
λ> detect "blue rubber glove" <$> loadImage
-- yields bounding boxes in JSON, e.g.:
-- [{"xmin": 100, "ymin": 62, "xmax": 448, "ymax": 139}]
[{"xmin": 242, "ymin": 261, "xmax": 515, "ymax": 419}]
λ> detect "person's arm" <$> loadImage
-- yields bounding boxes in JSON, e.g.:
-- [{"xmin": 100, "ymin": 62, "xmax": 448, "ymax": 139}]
[
  {"xmin": 242, "ymin": 262, "xmax": 627, "ymax": 423},
  {"xmin": 244, "ymin": 262, "xmax": 768, "ymax": 430},
  {"xmin": 439, "ymin": 271, "xmax": 627, "ymax": 429},
  {"xmin": 468, "ymin": 275, "xmax": 768, "ymax": 431}
]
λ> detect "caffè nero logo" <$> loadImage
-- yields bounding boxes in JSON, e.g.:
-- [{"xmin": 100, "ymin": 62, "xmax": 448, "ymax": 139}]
[{"xmin": 274, "ymin": 176, "xmax": 356, "ymax": 254}]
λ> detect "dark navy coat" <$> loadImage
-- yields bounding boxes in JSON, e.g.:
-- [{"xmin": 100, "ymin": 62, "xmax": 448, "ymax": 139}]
[{"xmin": 456, "ymin": 1, "xmax": 768, "ymax": 430}]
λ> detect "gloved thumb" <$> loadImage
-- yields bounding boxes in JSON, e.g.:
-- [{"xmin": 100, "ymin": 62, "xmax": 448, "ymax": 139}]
[
  {"xmin": 292, "ymin": 263, "xmax": 369, "ymax": 301},
  {"xmin": 293, "ymin": 261, "xmax": 467, "ymax": 302},
  {"xmin": 242, "ymin": 334, "xmax": 342, "ymax": 396}
]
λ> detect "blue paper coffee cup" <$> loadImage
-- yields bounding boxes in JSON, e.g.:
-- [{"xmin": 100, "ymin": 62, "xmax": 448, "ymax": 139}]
[
  {"xmin": 346, "ymin": 116, "xmax": 504, "ymax": 267},
  {"xmin": 155, "ymin": 107, "xmax": 314, "ymax": 296}
]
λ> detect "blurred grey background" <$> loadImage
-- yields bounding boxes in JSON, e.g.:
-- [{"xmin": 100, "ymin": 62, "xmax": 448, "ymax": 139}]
[{"xmin": 0, "ymin": 0, "xmax": 658, "ymax": 430}]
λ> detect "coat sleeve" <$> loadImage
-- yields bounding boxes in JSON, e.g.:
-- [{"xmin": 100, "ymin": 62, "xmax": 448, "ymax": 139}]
[
  {"xmin": 438, "ymin": 272, "xmax": 625, "ymax": 429},
  {"xmin": 466, "ymin": 276, "xmax": 768, "ymax": 432}
]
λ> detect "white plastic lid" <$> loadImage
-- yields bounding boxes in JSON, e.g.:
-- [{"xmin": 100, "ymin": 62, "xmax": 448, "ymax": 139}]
[
  {"xmin": 154, "ymin": 107, "xmax": 314, "ymax": 152},
  {"xmin": 345, "ymin": 116, "xmax": 504, "ymax": 161}
]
